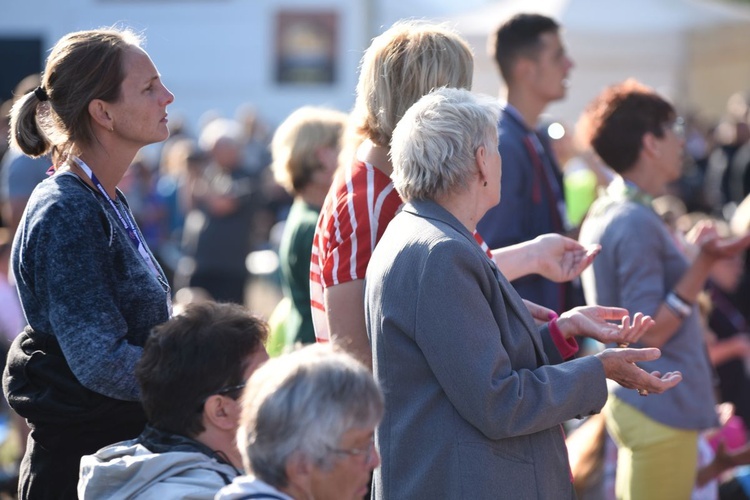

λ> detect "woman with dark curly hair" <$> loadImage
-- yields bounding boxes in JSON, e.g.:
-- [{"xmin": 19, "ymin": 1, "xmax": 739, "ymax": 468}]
[{"xmin": 579, "ymin": 79, "xmax": 750, "ymax": 499}]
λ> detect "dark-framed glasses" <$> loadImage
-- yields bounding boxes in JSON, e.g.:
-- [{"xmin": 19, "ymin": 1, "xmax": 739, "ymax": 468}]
[{"xmin": 214, "ymin": 383, "xmax": 246, "ymax": 397}]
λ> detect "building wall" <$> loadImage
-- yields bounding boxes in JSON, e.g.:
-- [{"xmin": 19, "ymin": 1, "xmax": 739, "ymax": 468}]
[
  {"xmin": 686, "ymin": 23, "xmax": 750, "ymax": 120},
  {"xmin": 0, "ymin": 0, "xmax": 370, "ymax": 131}
]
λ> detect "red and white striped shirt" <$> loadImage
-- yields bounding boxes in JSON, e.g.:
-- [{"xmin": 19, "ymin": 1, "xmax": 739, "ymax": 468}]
[
  {"xmin": 310, "ymin": 158, "xmax": 496, "ymax": 342},
  {"xmin": 310, "ymin": 159, "xmax": 402, "ymax": 342}
]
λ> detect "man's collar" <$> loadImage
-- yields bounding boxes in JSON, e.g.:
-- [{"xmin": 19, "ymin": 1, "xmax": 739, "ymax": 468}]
[
  {"xmin": 137, "ymin": 424, "xmax": 239, "ymax": 471},
  {"xmin": 501, "ymin": 103, "xmax": 535, "ymax": 133}
]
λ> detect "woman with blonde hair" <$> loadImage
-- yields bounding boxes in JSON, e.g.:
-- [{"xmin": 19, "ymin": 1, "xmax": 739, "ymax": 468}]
[
  {"xmin": 3, "ymin": 27, "xmax": 174, "ymax": 498},
  {"xmin": 271, "ymin": 106, "xmax": 347, "ymax": 345},
  {"xmin": 311, "ymin": 20, "xmax": 601, "ymax": 366}
]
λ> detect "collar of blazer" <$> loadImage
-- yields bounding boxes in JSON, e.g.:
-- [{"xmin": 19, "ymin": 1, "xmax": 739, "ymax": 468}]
[{"xmin": 403, "ymin": 200, "xmax": 548, "ymax": 365}]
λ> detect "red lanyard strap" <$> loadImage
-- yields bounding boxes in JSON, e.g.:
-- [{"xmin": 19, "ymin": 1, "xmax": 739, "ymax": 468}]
[{"xmin": 522, "ymin": 135, "xmax": 564, "ymax": 233}]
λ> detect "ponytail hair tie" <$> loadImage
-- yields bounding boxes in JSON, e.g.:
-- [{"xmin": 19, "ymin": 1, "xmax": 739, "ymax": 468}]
[{"xmin": 34, "ymin": 87, "xmax": 49, "ymax": 102}]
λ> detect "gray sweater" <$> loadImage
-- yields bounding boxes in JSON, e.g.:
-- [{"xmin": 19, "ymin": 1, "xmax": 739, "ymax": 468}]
[
  {"xmin": 579, "ymin": 182, "xmax": 717, "ymax": 430},
  {"xmin": 12, "ymin": 172, "xmax": 170, "ymax": 401}
]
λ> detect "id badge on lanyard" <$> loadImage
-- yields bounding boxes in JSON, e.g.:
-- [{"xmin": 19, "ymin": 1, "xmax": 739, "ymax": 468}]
[{"xmin": 73, "ymin": 156, "xmax": 172, "ymax": 316}]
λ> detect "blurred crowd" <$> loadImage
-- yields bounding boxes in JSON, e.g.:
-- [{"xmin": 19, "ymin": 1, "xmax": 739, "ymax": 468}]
[
  {"xmin": 2, "ymin": 14, "xmax": 750, "ymax": 500},
  {"xmin": 1, "ymin": 80, "xmax": 293, "ymax": 317},
  {"xmin": 4, "ymin": 70, "xmax": 750, "ymax": 352}
]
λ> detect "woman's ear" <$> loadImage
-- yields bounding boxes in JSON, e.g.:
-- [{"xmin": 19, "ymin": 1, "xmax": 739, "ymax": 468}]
[
  {"xmin": 314, "ymin": 146, "xmax": 338, "ymax": 173},
  {"xmin": 88, "ymin": 99, "xmax": 113, "ymax": 131},
  {"xmin": 642, "ymin": 132, "xmax": 661, "ymax": 159},
  {"xmin": 314, "ymin": 146, "xmax": 328, "ymax": 166},
  {"xmin": 475, "ymin": 145, "xmax": 489, "ymax": 184},
  {"xmin": 285, "ymin": 451, "xmax": 312, "ymax": 490}
]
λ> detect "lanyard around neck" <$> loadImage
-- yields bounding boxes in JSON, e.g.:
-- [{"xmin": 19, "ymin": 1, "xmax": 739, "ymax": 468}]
[
  {"xmin": 589, "ymin": 177, "xmax": 656, "ymax": 223},
  {"xmin": 72, "ymin": 156, "xmax": 163, "ymax": 280},
  {"xmin": 616, "ymin": 178, "xmax": 654, "ymax": 208}
]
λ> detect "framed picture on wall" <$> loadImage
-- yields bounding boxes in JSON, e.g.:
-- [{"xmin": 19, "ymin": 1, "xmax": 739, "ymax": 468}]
[{"xmin": 275, "ymin": 10, "xmax": 338, "ymax": 85}]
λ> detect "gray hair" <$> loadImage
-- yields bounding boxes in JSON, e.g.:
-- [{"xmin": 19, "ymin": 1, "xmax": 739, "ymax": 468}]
[
  {"xmin": 390, "ymin": 87, "xmax": 500, "ymax": 202},
  {"xmin": 238, "ymin": 344, "xmax": 384, "ymax": 489}
]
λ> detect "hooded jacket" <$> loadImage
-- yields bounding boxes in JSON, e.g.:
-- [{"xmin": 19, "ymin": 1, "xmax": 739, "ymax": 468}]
[
  {"xmin": 215, "ymin": 476, "xmax": 294, "ymax": 500},
  {"xmin": 79, "ymin": 425, "xmax": 240, "ymax": 500}
]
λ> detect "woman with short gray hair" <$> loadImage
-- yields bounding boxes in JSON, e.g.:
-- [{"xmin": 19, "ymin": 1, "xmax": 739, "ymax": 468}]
[
  {"xmin": 390, "ymin": 89, "xmax": 499, "ymax": 202},
  {"xmin": 217, "ymin": 344, "xmax": 383, "ymax": 500},
  {"xmin": 311, "ymin": 20, "xmax": 605, "ymax": 370},
  {"xmin": 365, "ymin": 87, "xmax": 683, "ymax": 499}
]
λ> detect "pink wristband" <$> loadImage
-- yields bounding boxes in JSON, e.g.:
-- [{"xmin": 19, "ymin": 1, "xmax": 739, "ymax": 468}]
[{"xmin": 549, "ymin": 317, "xmax": 579, "ymax": 360}]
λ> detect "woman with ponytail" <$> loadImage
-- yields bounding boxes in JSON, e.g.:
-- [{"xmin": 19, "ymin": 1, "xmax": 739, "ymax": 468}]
[{"xmin": 3, "ymin": 27, "xmax": 174, "ymax": 498}]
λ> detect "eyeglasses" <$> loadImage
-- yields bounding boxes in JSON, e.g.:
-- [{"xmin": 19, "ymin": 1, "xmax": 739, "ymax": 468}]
[
  {"xmin": 326, "ymin": 437, "xmax": 376, "ymax": 464},
  {"xmin": 214, "ymin": 383, "xmax": 246, "ymax": 397},
  {"xmin": 196, "ymin": 382, "xmax": 247, "ymax": 412}
]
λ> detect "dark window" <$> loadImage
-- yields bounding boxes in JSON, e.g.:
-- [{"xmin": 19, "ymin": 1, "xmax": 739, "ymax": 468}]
[{"xmin": 0, "ymin": 37, "xmax": 43, "ymax": 102}]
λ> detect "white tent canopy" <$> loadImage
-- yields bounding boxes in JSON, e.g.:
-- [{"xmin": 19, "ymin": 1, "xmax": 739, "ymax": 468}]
[{"xmin": 446, "ymin": 0, "xmax": 750, "ymax": 125}]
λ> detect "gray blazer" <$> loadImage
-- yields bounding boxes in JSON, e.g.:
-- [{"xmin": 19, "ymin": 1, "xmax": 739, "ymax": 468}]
[{"xmin": 365, "ymin": 200, "xmax": 607, "ymax": 500}]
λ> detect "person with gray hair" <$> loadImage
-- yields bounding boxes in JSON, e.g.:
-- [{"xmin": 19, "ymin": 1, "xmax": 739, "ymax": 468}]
[
  {"xmin": 216, "ymin": 344, "xmax": 382, "ymax": 500},
  {"xmin": 365, "ymin": 87, "xmax": 683, "ymax": 499},
  {"xmin": 311, "ymin": 19, "xmax": 603, "ymax": 370}
]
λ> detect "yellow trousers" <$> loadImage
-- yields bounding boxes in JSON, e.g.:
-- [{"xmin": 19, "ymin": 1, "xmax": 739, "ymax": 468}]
[{"xmin": 603, "ymin": 396, "xmax": 699, "ymax": 500}]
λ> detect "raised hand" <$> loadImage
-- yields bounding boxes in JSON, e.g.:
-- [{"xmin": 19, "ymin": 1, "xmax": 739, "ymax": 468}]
[
  {"xmin": 531, "ymin": 234, "xmax": 601, "ymax": 283},
  {"xmin": 701, "ymin": 231, "xmax": 750, "ymax": 260},
  {"xmin": 555, "ymin": 306, "xmax": 654, "ymax": 345},
  {"xmin": 595, "ymin": 347, "xmax": 682, "ymax": 394}
]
